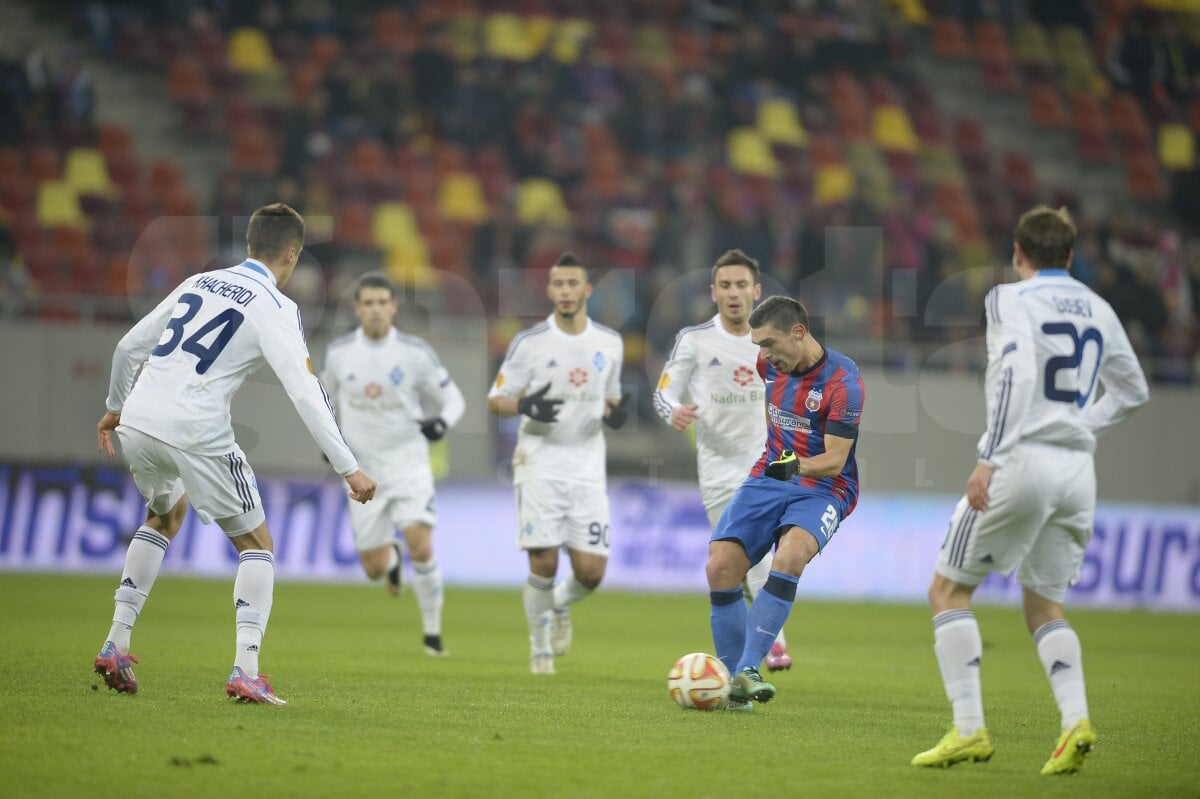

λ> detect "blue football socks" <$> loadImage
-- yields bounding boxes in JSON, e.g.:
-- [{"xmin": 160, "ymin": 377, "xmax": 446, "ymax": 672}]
[
  {"xmin": 737, "ymin": 571, "xmax": 798, "ymax": 673},
  {"xmin": 709, "ymin": 588, "xmax": 746, "ymax": 677}
]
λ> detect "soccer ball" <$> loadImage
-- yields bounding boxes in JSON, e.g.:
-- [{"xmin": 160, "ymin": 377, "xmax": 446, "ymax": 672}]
[{"xmin": 667, "ymin": 652, "xmax": 730, "ymax": 711}]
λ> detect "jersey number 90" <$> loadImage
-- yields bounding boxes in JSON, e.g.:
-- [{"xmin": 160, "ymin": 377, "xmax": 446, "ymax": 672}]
[{"xmin": 153, "ymin": 293, "xmax": 245, "ymax": 375}]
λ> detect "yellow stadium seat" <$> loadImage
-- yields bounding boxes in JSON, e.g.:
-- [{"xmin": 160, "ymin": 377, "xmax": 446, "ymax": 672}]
[
  {"xmin": 371, "ymin": 202, "xmax": 423, "ymax": 251},
  {"xmin": 386, "ymin": 240, "xmax": 440, "ymax": 290},
  {"xmin": 1158, "ymin": 123, "xmax": 1196, "ymax": 170},
  {"xmin": 727, "ymin": 128, "xmax": 781, "ymax": 177},
  {"xmin": 486, "ymin": 13, "xmax": 533, "ymax": 61},
  {"xmin": 227, "ymin": 28, "xmax": 275, "ymax": 75},
  {"xmin": 438, "ymin": 173, "xmax": 489, "ymax": 223},
  {"xmin": 552, "ymin": 18, "xmax": 593, "ymax": 64},
  {"xmin": 64, "ymin": 148, "xmax": 116, "ymax": 197},
  {"xmin": 814, "ymin": 164, "xmax": 856, "ymax": 206},
  {"xmin": 36, "ymin": 181, "xmax": 86, "ymax": 228},
  {"xmin": 516, "ymin": 178, "xmax": 572, "ymax": 227},
  {"xmin": 757, "ymin": 99, "xmax": 808, "ymax": 147},
  {"xmin": 886, "ymin": 0, "xmax": 930, "ymax": 25},
  {"xmin": 871, "ymin": 105, "xmax": 919, "ymax": 152}
]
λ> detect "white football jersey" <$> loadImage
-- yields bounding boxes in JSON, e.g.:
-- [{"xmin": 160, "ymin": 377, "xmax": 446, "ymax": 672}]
[
  {"xmin": 488, "ymin": 315, "xmax": 623, "ymax": 485},
  {"xmin": 653, "ymin": 315, "xmax": 767, "ymax": 495},
  {"xmin": 977, "ymin": 269, "xmax": 1149, "ymax": 467},
  {"xmin": 106, "ymin": 259, "xmax": 359, "ymax": 476},
  {"xmin": 321, "ymin": 327, "xmax": 465, "ymax": 472}
]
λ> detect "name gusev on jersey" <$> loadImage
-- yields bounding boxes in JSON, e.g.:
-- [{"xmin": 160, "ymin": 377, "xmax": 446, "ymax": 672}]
[{"xmin": 106, "ymin": 259, "xmax": 358, "ymax": 477}]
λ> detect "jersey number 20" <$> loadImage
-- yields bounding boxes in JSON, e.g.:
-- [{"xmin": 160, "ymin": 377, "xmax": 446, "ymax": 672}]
[
  {"xmin": 1040, "ymin": 323, "xmax": 1103, "ymax": 407},
  {"xmin": 153, "ymin": 293, "xmax": 245, "ymax": 375}
]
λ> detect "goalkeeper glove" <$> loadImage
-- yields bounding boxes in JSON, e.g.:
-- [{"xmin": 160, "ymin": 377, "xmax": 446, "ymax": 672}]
[
  {"xmin": 765, "ymin": 450, "xmax": 799, "ymax": 481},
  {"xmin": 420, "ymin": 418, "xmax": 447, "ymax": 441},
  {"xmin": 517, "ymin": 382, "xmax": 563, "ymax": 423},
  {"xmin": 603, "ymin": 392, "xmax": 632, "ymax": 430}
]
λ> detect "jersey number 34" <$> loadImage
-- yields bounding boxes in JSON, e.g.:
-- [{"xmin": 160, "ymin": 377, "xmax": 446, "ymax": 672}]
[{"xmin": 153, "ymin": 293, "xmax": 245, "ymax": 375}]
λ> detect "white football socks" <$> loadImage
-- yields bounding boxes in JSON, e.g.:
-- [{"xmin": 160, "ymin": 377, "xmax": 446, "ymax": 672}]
[
  {"xmin": 1034, "ymin": 619, "xmax": 1089, "ymax": 731},
  {"xmin": 233, "ymin": 550, "xmax": 275, "ymax": 680},
  {"xmin": 410, "ymin": 559, "xmax": 444, "ymax": 636},
  {"xmin": 524, "ymin": 574, "xmax": 554, "ymax": 656},
  {"xmin": 107, "ymin": 526, "xmax": 169, "ymax": 653},
  {"xmin": 552, "ymin": 575, "xmax": 593, "ymax": 610},
  {"xmin": 932, "ymin": 609, "xmax": 985, "ymax": 736}
]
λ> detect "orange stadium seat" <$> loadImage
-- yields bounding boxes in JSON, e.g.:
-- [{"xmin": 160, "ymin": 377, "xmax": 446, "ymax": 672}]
[
  {"xmin": 932, "ymin": 18, "xmax": 972, "ymax": 59},
  {"xmin": 1126, "ymin": 150, "xmax": 1167, "ymax": 200},
  {"xmin": 1027, "ymin": 83, "xmax": 1069, "ymax": 128}
]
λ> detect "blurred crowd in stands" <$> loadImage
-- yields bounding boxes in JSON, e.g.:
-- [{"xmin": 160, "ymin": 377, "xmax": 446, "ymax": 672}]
[{"xmin": 0, "ymin": 0, "xmax": 1198, "ymax": 386}]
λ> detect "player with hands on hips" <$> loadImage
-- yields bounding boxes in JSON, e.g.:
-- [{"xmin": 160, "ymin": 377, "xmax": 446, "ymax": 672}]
[
  {"xmin": 93, "ymin": 203, "xmax": 376, "ymax": 706},
  {"xmin": 322, "ymin": 272, "xmax": 465, "ymax": 656},
  {"xmin": 653, "ymin": 249, "xmax": 793, "ymax": 678},
  {"xmin": 912, "ymin": 207, "xmax": 1149, "ymax": 774},
  {"xmin": 487, "ymin": 252, "xmax": 625, "ymax": 675}
]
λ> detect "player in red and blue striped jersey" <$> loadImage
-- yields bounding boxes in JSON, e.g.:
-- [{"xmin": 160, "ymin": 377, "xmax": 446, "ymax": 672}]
[{"xmin": 707, "ymin": 295, "xmax": 865, "ymax": 708}]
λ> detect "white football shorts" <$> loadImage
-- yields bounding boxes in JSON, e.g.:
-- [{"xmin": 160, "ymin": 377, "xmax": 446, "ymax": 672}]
[
  {"xmin": 116, "ymin": 425, "xmax": 265, "ymax": 536},
  {"xmin": 936, "ymin": 442, "xmax": 1096, "ymax": 603},
  {"xmin": 514, "ymin": 478, "xmax": 611, "ymax": 556},
  {"xmin": 346, "ymin": 465, "xmax": 436, "ymax": 551}
]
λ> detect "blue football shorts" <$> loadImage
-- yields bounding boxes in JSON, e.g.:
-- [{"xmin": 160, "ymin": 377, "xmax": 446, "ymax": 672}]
[{"xmin": 711, "ymin": 476, "xmax": 850, "ymax": 564}]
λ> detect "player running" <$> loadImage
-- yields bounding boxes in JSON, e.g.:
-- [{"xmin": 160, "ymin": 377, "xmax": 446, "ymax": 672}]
[
  {"xmin": 322, "ymin": 272, "xmax": 465, "ymax": 656},
  {"xmin": 487, "ymin": 252, "xmax": 628, "ymax": 675}
]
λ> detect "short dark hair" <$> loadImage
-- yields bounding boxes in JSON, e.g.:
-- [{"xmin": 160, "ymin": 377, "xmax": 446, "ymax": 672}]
[
  {"xmin": 246, "ymin": 203, "xmax": 305, "ymax": 261},
  {"xmin": 711, "ymin": 249, "xmax": 761, "ymax": 284},
  {"xmin": 749, "ymin": 295, "xmax": 809, "ymax": 332},
  {"xmin": 354, "ymin": 272, "xmax": 396, "ymax": 301},
  {"xmin": 1014, "ymin": 205, "xmax": 1076, "ymax": 269},
  {"xmin": 550, "ymin": 251, "xmax": 591, "ymax": 282}
]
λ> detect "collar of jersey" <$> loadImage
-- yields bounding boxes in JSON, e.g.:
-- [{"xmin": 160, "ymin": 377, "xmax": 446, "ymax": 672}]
[
  {"xmin": 1034, "ymin": 268, "xmax": 1070, "ymax": 278},
  {"xmin": 238, "ymin": 258, "xmax": 277, "ymax": 284},
  {"xmin": 789, "ymin": 346, "xmax": 828, "ymax": 378},
  {"xmin": 356, "ymin": 326, "xmax": 395, "ymax": 347},
  {"xmin": 546, "ymin": 313, "xmax": 591, "ymax": 338},
  {"xmin": 712, "ymin": 313, "xmax": 750, "ymax": 341}
]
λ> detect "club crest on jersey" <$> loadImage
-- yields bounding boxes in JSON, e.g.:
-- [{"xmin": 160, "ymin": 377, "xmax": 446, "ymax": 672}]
[
  {"xmin": 805, "ymin": 387, "xmax": 823, "ymax": 412},
  {"xmin": 390, "ymin": 366, "xmax": 404, "ymax": 385},
  {"xmin": 592, "ymin": 351, "xmax": 606, "ymax": 372},
  {"xmin": 364, "ymin": 382, "xmax": 382, "ymax": 399},
  {"xmin": 733, "ymin": 365, "xmax": 755, "ymax": 387},
  {"xmin": 569, "ymin": 367, "xmax": 588, "ymax": 387}
]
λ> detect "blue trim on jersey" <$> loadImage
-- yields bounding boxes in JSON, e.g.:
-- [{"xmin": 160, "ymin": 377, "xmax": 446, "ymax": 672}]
[
  {"xmin": 396, "ymin": 330, "xmax": 441, "ymax": 364},
  {"xmin": 1018, "ymin": 281, "xmax": 1090, "ymax": 296},
  {"xmin": 591, "ymin": 320, "xmax": 622, "ymax": 340},
  {"xmin": 1035, "ymin": 268, "xmax": 1070, "ymax": 277},
  {"xmin": 986, "ymin": 288, "xmax": 1000, "ymax": 325},
  {"xmin": 981, "ymin": 366, "xmax": 1013, "ymax": 458},
  {"xmin": 223, "ymin": 264, "xmax": 283, "ymax": 308},
  {"xmin": 326, "ymin": 332, "xmax": 355, "ymax": 351},
  {"xmin": 504, "ymin": 322, "xmax": 551, "ymax": 359},
  {"xmin": 667, "ymin": 320, "xmax": 714, "ymax": 360},
  {"xmin": 240, "ymin": 260, "xmax": 272, "ymax": 280}
]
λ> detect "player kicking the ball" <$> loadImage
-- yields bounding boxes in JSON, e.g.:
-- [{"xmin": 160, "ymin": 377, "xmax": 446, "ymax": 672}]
[
  {"xmin": 654, "ymin": 249, "xmax": 792, "ymax": 673},
  {"xmin": 706, "ymin": 295, "xmax": 864, "ymax": 710},
  {"xmin": 94, "ymin": 204, "xmax": 376, "ymax": 704},
  {"xmin": 911, "ymin": 207, "xmax": 1148, "ymax": 773}
]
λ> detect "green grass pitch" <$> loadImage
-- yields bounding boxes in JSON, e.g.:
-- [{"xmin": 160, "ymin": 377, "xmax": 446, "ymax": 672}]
[{"xmin": 1, "ymin": 573, "xmax": 1197, "ymax": 798}]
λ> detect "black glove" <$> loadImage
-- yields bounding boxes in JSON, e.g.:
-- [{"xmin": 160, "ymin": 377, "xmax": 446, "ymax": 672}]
[
  {"xmin": 517, "ymin": 382, "xmax": 563, "ymax": 423},
  {"xmin": 765, "ymin": 450, "xmax": 799, "ymax": 480},
  {"xmin": 603, "ymin": 391, "xmax": 632, "ymax": 430},
  {"xmin": 420, "ymin": 418, "xmax": 447, "ymax": 441}
]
